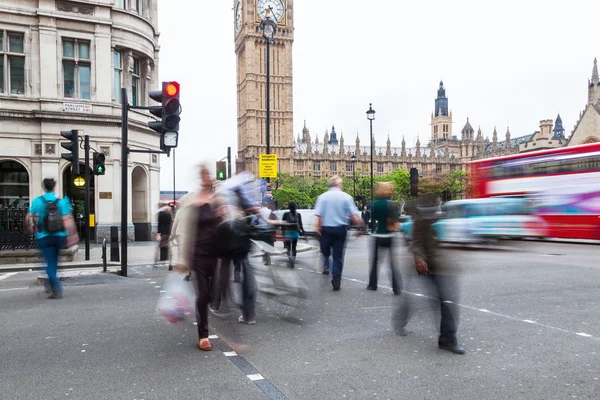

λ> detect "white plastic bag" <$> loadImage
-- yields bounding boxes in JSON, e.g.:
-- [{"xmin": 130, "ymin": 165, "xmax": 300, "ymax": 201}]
[{"xmin": 157, "ymin": 272, "xmax": 195, "ymax": 323}]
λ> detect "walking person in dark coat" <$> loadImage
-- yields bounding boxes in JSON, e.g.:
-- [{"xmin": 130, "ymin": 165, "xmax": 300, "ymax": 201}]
[
  {"xmin": 156, "ymin": 205, "xmax": 173, "ymax": 268},
  {"xmin": 281, "ymin": 202, "xmax": 305, "ymax": 260},
  {"xmin": 393, "ymin": 194, "xmax": 465, "ymax": 354}
]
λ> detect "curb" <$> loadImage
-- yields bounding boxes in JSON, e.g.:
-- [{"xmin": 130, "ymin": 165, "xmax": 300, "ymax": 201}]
[{"xmin": 1, "ymin": 261, "xmax": 120, "ymax": 274}]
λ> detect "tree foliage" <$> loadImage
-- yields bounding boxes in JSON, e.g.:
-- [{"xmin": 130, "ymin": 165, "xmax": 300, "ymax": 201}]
[{"xmin": 269, "ymin": 169, "xmax": 471, "ymax": 210}]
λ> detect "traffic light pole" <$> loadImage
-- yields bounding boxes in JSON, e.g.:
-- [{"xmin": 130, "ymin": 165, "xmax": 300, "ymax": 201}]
[
  {"xmin": 173, "ymin": 149, "xmax": 176, "ymax": 207},
  {"xmin": 121, "ymin": 88, "xmax": 129, "ymax": 277},
  {"xmin": 227, "ymin": 147, "xmax": 232, "ymax": 178},
  {"xmin": 84, "ymin": 135, "xmax": 90, "ymax": 261}
]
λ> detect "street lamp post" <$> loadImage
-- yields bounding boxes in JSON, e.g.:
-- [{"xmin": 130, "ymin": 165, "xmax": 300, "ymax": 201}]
[
  {"xmin": 366, "ymin": 104, "xmax": 376, "ymax": 227},
  {"xmin": 259, "ymin": 8, "xmax": 277, "ymax": 157},
  {"xmin": 351, "ymin": 153, "xmax": 357, "ymax": 203}
]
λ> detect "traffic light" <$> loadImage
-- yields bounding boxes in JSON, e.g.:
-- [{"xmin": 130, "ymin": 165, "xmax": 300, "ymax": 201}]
[
  {"xmin": 410, "ymin": 168, "xmax": 419, "ymax": 197},
  {"xmin": 216, "ymin": 161, "xmax": 227, "ymax": 181},
  {"xmin": 61, "ymin": 129, "xmax": 80, "ymax": 175},
  {"xmin": 148, "ymin": 81, "xmax": 181, "ymax": 150},
  {"xmin": 93, "ymin": 152, "xmax": 106, "ymax": 176}
]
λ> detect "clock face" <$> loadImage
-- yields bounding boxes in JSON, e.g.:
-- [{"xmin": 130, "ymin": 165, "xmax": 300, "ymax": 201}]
[
  {"xmin": 256, "ymin": 0, "xmax": 285, "ymax": 23},
  {"xmin": 235, "ymin": 1, "xmax": 242, "ymax": 31}
]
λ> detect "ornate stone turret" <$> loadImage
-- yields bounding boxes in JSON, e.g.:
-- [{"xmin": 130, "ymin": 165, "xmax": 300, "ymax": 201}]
[
  {"xmin": 477, "ymin": 127, "xmax": 483, "ymax": 141},
  {"xmin": 302, "ymin": 120, "xmax": 310, "ymax": 143},
  {"xmin": 323, "ymin": 131, "xmax": 329, "ymax": 153},
  {"xmin": 553, "ymin": 114, "xmax": 565, "ymax": 139},
  {"xmin": 386, "ymin": 135, "xmax": 391, "ymax": 156},
  {"xmin": 505, "ymin": 127, "xmax": 511, "ymax": 154},
  {"xmin": 492, "ymin": 127, "xmax": 498, "ymax": 152},
  {"xmin": 339, "ymin": 133, "xmax": 345, "ymax": 155},
  {"xmin": 461, "ymin": 118, "xmax": 474, "ymax": 140},
  {"xmin": 416, "ymin": 136, "xmax": 421, "ymax": 157},
  {"xmin": 589, "ymin": 57, "xmax": 600, "ymax": 105},
  {"xmin": 328, "ymin": 125, "xmax": 339, "ymax": 145},
  {"xmin": 401, "ymin": 136, "xmax": 407, "ymax": 158},
  {"xmin": 355, "ymin": 132, "xmax": 360, "ymax": 156}
]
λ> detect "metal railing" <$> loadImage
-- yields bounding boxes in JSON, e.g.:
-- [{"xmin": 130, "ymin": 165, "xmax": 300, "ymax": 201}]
[{"xmin": 0, "ymin": 205, "xmax": 36, "ymax": 251}]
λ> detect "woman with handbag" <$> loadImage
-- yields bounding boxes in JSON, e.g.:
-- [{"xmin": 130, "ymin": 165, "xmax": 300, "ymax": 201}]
[{"xmin": 173, "ymin": 165, "xmax": 221, "ymax": 351}]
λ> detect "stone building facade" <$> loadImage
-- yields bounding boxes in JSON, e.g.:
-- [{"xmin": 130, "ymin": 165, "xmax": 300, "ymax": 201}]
[
  {"xmin": 568, "ymin": 58, "xmax": 600, "ymax": 146},
  {"xmin": 0, "ymin": 0, "xmax": 162, "ymax": 242},
  {"xmin": 233, "ymin": 2, "xmax": 573, "ymax": 182},
  {"xmin": 234, "ymin": 0, "xmax": 295, "ymax": 175}
]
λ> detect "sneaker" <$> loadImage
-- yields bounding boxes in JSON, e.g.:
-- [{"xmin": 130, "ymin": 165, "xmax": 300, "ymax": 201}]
[
  {"xmin": 238, "ymin": 315, "xmax": 256, "ymax": 325},
  {"xmin": 209, "ymin": 306, "xmax": 232, "ymax": 318}
]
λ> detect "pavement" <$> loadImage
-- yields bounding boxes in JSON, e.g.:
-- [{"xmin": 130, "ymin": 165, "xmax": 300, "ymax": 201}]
[
  {"xmin": 0, "ymin": 240, "xmax": 314, "ymax": 273},
  {"xmin": 1, "ymin": 236, "xmax": 600, "ymax": 399}
]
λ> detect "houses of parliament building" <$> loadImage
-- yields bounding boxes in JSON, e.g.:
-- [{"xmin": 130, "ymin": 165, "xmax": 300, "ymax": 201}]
[{"xmin": 233, "ymin": 0, "xmax": 571, "ymax": 181}]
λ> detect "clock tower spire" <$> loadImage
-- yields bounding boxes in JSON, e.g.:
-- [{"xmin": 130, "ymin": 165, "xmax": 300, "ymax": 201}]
[{"xmin": 234, "ymin": 0, "xmax": 295, "ymax": 175}]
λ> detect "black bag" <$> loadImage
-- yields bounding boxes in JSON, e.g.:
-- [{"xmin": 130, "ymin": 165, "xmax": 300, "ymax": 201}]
[
  {"xmin": 43, "ymin": 198, "xmax": 63, "ymax": 234},
  {"xmin": 215, "ymin": 218, "xmax": 252, "ymax": 258}
]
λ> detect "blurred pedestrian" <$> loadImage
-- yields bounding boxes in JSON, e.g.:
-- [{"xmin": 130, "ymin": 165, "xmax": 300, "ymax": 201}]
[
  {"xmin": 361, "ymin": 206, "xmax": 371, "ymax": 234},
  {"xmin": 367, "ymin": 182, "xmax": 400, "ymax": 294},
  {"xmin": 26, "ymin": 178, "xmax": 77, "ymax": 299},
  {"xmin": 173, "ymin": 164, "xmax": 220, "ymax": 351},
  {"xmin": 393, "ymin": 194, "xmax": 465, "ymax": 355},
  {"xmin": 156, "ymin": 204, "xmax": 173, "ymax": 269},
  {"xmin": 281, "ymin": 202, "xmax": 305, "ymax": 260},
  {"xmin": 315, "ymin": 176, "xmax": 363, "ymax": 291}
]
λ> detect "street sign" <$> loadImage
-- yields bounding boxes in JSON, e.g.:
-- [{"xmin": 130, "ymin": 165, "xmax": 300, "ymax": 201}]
[
  {"xmin": 259, "ymin": 154, "xmax": 278, "ymax": 178},
  {"xmin": 89, "ymin": 214, "xmax": 95, "ymax": 228}
]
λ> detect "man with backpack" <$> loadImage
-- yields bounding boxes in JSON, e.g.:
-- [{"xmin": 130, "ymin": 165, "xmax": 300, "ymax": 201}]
[{"xmin": 26, "ymin": 178, "xmax": 74, "ymax": 299}]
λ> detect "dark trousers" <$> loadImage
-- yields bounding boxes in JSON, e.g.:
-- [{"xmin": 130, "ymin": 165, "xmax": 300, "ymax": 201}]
[
  {"xmin": 238, "ymin": 252, "xmax": 257, "ymax": 321},
  {"xmin": 38, "ymin": 235, "xmax": 65, "ymax": 296},
  {"xmin": 284, "ymin": 239, "xmax": 298, "ymax": 257},
  {"xmin": 320, "ymin": 226, "xmax": 348, "ymax": 279},
  {"xmin": 211, "ymin": 258, "xmax": 232, "ymax": 311},
  {"xmin": 191, "ymin": 257, "xmax": 217, "ymax": 339},
  {"xmin": 393, "ymin": 272, "xmax": 460, "ymax": 344},
  {"xmin": 369, "ymin": 236, "xmax": 400, "ymax": 294}
]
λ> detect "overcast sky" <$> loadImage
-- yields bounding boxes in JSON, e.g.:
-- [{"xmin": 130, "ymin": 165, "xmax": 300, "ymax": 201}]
[{"xmin": 157, "ymin": 0, "xmax": 599, "ymax": 191}]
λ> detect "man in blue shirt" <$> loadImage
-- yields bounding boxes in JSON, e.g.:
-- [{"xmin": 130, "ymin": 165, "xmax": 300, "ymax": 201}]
[
  {"xmin": 315, "ymin": 175, "xmax": 363, "ymax": 291},
  {"xmin": 27, "ymin": 178, "xmax": 73, "ymax": 299}
]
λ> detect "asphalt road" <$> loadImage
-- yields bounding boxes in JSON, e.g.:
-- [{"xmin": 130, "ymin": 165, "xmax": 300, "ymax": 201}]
[{"xmin": 1, "ymin": 236, "xmax": 599, "ymax": 400}]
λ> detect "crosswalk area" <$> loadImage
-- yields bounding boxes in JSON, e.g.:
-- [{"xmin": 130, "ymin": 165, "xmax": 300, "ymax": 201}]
[{"xmin": 0, "ymin": 272, "xmax": 19, "ymax": 281}]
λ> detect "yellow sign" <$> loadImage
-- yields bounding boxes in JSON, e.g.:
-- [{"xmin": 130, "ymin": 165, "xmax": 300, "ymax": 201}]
[
  {"xmin": 89, "ymin": 214, "xmax": 95, "ymax": 228},
  {"xmin": 259, "ymin": 154, "xmax": 278, "ymax": 178},
  {"xmin": 73, "ymin": 176, "xmax": 86, "ymax": 187}
]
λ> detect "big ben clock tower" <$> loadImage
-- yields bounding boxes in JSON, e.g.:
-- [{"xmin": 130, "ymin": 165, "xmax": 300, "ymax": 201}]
[{"xmin": 234, "ymin": 0, "xmax": 295, "ymax": 175}]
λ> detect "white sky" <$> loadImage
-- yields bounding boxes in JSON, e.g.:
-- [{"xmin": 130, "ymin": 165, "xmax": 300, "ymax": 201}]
[{"xmin": 157, "ymin": 0, "xmax": 600, "ymax": 191}]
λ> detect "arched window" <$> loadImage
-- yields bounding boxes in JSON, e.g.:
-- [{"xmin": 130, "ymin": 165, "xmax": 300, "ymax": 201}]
[{"xmin": 0, "ymin": 160, "xmax": 29, "ymax": 208}]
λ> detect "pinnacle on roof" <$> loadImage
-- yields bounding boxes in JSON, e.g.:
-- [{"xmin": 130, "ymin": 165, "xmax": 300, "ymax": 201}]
[
  {"xmin": 461, "ymin": 117, "xmax": 474, "ymax": 132},
  {"xmin": 302, "ymin": 120, "xmax": 309, "ymax": 133},
  {"xmin": 593, "ymin": 57, "xmax": 599, "ymax": 84},
  {"xmin": 493, "ymin": 126, "xmax": 498, "ymax": 136}
]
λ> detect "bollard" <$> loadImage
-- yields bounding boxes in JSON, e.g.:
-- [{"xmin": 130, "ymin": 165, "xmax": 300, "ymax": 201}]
[
  {"xmin": 110, "ymin": 226, "xmax": 120, "ymax": 262},
  {"xmin": 102, "ymin": 238, "xmax": 107, "ymax": 273}
]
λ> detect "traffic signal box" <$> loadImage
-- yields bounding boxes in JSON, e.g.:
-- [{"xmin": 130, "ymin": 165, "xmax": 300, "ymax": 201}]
[
  {"xmin": 60, "ymin": 130, "xmax": 80, "ymax": 175},
  {"xmin": 93, "ymin": 152, "xmax": 106, "ymax": 176},
  {"xmin": 148, "ymin": 82, "xmax": 181, "ymax": 150},
  {"xmin": 216, "ymin": 161, "xmax": 227, "ymax": 181},
  {"xmin": 410, "ymin": 168, "xmax": 419, "ymax": 197}
]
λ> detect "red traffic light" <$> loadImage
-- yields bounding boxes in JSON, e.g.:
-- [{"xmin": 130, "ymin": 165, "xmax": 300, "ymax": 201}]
[{"xmin": 164, "ymin": 82, "xmax": 179, "ymax": 97}]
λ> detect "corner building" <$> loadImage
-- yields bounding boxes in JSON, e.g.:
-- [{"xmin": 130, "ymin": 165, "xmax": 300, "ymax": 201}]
[{"xmin": 0, "ymin": 0, "xmax": 162, "ymax": 242}]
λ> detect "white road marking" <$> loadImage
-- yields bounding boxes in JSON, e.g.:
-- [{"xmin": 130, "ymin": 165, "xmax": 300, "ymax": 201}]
[
  {"xmin": 208, "ymin": 334, "xmax": 218, "ymax": 339},
  {"xmin": 0, "ymin": 287, "xmax": 28, "ymax": 292},
  {"xmin": 223, "ymin": 351, "xmax": 238, "ymax": 357},
  {"xmin": 0, "ymin": 272, "xmax": 18, "ymax": 281},
  {"xmin": 296, "ymin": 267, "xmax": 600, "ymax": 341},
  {"xmin": 247, "ymin": 374, "xmax": 264, "ymax": 381}
]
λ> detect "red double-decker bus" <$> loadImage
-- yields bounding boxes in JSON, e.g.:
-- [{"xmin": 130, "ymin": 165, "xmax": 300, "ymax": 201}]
[{"xmin": 470, "ymin": 143, "xmax": 600, "ymax": 240}]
